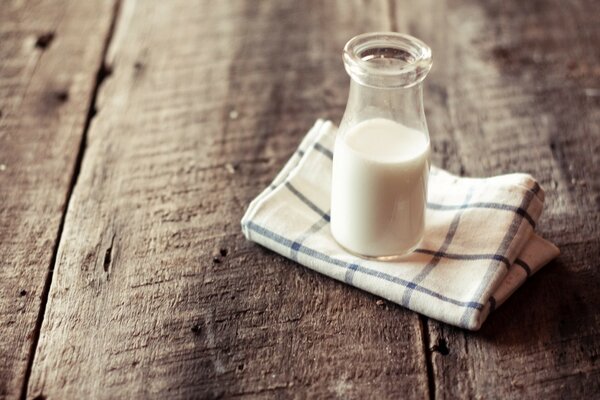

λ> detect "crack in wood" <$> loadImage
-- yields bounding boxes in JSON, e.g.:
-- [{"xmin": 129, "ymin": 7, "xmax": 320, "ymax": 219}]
[
  {"xmin": 19, "ymin": 1, "xmax": 123, "ymax": 399},
  {"xmin": 420, "ymin": 315, "xmax": 436, "ymax": 400},
  {"xmin": 103, "ymin": 233, "xmax": 116, "ymax": 274},
  {"xmin": 34, "ymin": 32, "xmax": 55, "ymax": 50},
  {"xmin": 430, "ymin": 338, "xmax": 450, "ymax": 356}
]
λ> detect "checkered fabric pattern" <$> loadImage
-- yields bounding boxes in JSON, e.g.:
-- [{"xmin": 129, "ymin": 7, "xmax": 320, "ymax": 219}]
[{"xmin": 241, "ymin": 120, "xmax": 560, "ymax": 330}]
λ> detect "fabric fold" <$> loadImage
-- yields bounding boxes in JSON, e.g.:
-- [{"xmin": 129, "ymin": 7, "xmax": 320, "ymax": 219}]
[{"xmin": 242, "ymin": 120, "xmax": 559, "ymax": 330}]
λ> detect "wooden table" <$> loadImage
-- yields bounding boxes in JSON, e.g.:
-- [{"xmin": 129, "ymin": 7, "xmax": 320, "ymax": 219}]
[{"xmin": 1, "ymin": 1, "xmax": 599, "ymax": 398}]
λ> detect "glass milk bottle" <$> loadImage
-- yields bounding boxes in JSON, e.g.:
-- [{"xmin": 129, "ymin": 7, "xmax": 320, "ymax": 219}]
[{"xmin": 330, "ymin": 32, "xmax": 433, "ymax": 259}]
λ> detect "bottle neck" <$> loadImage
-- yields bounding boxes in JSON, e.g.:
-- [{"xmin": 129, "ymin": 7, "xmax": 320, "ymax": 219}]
[{"xmin": 340, "ymin": 78, "xmax": 428, "ymax": 134}]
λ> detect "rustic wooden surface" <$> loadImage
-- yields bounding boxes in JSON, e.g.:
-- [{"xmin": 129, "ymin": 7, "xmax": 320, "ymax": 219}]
[
  {"xmin": 399, "ymin": 0, "xmax": 600, "ymax": 398},
  {"xmin": 0, "ymin": 0, "xmax": 117, "ymax": 397},
  {"xmin": 0, "ymin": 0, "xmax": 598, "ymax": 399}
]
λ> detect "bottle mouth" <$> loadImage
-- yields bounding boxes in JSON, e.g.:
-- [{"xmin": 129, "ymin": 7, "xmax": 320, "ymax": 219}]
[{"xmin": 343, "ymin": 32, "xmax": 432, "ymax": 88}]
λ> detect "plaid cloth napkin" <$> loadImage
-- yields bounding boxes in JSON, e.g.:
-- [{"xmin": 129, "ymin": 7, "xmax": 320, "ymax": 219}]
[{"xmin": 241, "ymin": 120, "xmax": 559, "ymax": 330}]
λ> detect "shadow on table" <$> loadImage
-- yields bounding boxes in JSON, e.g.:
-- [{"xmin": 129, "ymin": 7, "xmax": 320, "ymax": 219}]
[{"xmin": 476, "ymin": 256, "xmax": 594, "ymax": 343}]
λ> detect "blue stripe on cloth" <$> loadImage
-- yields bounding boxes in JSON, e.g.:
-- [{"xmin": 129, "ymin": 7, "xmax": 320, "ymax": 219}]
[
  {"xmin": 290, "ymin": 217, "xmax": 329, "ymax": 262},
  {"xmin": 314, "ymin": 143, "xmax": 333, "ymax": 159},
  {"xmin": 413, "ymin": 249, "xmax": 511, "ymax": 268},
  {"xmin": 514, "ymin": 258, "xmax": 531, "ymax": 277},
  {"xmin": 267, "ymin": 150, "xmax": 305, "ymax": 190},
  {"xmin": 458, "ymin": 180, "xmax": 538, "ymax": 327},
  {"xmin": 402, "ymin": 186, "xmax": 475, "ymax": 307},
  {"xmin": 245, "ymin": 221, "xmax": 484, "ymax": 310},
  {"xmin": 285, "ymin": 182, "xmax": 330, "ymax": 222},
  {"xmin": 344, "ymin": 263, "xmax": 359, "ymax": 284},
  {"xmin": 284, "ymin": 179, "xmax": 513, "ymax": 268},
  {"xmin": 311, "ymin": 143, "xmax": 538, "ymax": 226},
  {"xmin": 427, "ymin": 202, "xmax": 536, "ymax": 228}
]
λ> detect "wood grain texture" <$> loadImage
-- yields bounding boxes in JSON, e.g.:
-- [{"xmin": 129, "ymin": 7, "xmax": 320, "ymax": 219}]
[
  {"xmin": 26, "ymin": 1, "xmax": 431, "ymax": 398},
  {"xmin": 0, "ymin": 1, "xmax": 117, "ymax": 398},
  {"xmin": 393, "ymin": 0, "xmax": 600, "ymax": 398},
  {"xmin": 3, "ymin": 0, "xmax": 597, "ymax": 398}
]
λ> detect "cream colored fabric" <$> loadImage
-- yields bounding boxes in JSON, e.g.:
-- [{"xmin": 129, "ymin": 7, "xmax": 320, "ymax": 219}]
[{"xmin": 242, "ymin": 120, "xmax": 559, "ymax": 330}]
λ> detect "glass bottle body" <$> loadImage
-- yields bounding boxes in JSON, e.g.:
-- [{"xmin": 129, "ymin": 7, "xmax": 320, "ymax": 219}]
[{"xmin": 330, "ymin": 33, "xmax": 432, "ymax": 259}]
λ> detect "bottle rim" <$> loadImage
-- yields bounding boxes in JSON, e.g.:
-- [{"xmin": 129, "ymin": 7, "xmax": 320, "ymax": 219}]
[{"xmin": 343, "ymin": 32, "xmax": 432, "ymax": 88}]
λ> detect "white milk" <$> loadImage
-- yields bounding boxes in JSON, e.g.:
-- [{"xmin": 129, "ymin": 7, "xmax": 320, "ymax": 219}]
[{"xmin": 331, "ymin": 118, "xmax": 430, "ymax": 257}]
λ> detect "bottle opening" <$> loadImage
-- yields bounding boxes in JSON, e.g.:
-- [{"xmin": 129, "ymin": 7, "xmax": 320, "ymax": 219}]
[{"xmin": 343, "ymin": 32, "xmax": 432, "ymax": 88}]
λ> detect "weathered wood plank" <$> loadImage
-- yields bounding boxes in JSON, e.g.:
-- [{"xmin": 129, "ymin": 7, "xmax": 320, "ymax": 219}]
[
  {"xmin": 27, "ymin": 1, "xmax": 431, "ymax": 398},
  {"xmin": 393, "ymin": 0, "xmax": 600, "ymax": 397},
  {"xmin": 0, "ymin": 1, "xmax": 117, "ymax": 398}
]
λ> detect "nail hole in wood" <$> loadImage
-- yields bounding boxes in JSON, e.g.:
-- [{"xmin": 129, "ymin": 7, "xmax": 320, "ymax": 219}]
[
  {"xmin": 20, "ymin": 290, "xmax": 27, "ymax": 296},
  {"xmin": 219, "ymin": 248, "xmax": 228, "ymax": 257},
  {"xmin": 491, "ymin": 46, "xmax": 511, "ymax": 62},
  {"xmin": 103, "ymin": 246, "xmax": 112, "ymax": 273},
  {"xmin": 191, "ymin": 324, "xmax": 202, "ymax": 335},
  {"xmin": 431, "ymin": 338, "xmax": 450, "ymax": 355},
  {"xmin": 212, "ymin": 257, "xmax": 221, "ymax": 264},
  {"xmin": 35, "ymin": 32, "xmax": 54, "ymax": 49},
  {"xmin": 99, "ymin": 63, "xmax": 113, "ymax": 81},
  {"xmin": 55, "ymin": 90, "xmax": 69, "ymax": 102}
]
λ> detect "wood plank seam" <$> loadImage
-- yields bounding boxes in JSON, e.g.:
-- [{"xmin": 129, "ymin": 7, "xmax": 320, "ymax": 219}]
[
  {"xmin": 387, "ymin": 2, "xmax": 436, "ymax": 399},
  {"xmin": 420, "ymin": 315, "xmax": 436, "ymax": 400},
  {"xmin": 18, "ymin": 2, "xmax": 123, "ymax": 399},
  {"xmin": 24, "ymin": 2, "xmax": 433, "ymax": 397}
]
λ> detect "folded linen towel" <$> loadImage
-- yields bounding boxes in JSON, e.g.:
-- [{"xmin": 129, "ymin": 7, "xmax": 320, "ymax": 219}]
[{"xmin": 241, "ymin": 120, "xmax": 559, "ymax": 330}]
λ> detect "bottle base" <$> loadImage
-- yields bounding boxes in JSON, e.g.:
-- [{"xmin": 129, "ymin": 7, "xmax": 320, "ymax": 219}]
[{"xmin": 333, "ymin": 237, "xmax": 423, "ymax": 262}]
